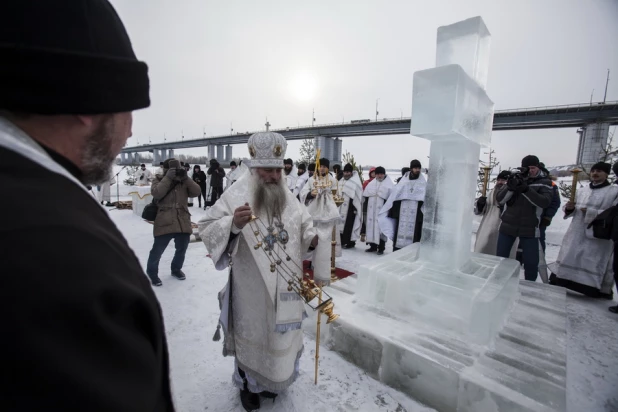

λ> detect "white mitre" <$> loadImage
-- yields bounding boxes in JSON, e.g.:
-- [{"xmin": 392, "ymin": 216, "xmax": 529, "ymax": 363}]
[{"xmin": 247, "ymin": 131, "xmax": 288, "ymax": 168}]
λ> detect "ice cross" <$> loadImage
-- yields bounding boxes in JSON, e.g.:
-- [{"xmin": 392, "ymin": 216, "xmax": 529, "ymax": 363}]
[{"xmin": 410, "ymin": 16, "xmax": 494, "ymax": 269}]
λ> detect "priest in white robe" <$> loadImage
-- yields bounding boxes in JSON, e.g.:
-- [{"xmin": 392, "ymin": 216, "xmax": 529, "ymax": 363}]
[
  {"xmin": 198, "ymin": 131, "xmax": 317, "ymax": 411},
  {"xmin": 300, "ymin": 159, "xmax": 332, "ymax": 206},
  {"xmin": 283, "ymin": 158, "xmax": 298, "ymax": 192},
  {"xmin": 474, "ymin": 170, "xmax": 511, "ymax": 255},
  {"xmin": 293, "ymin": 163, "xmax": 311, "ymax": 198},
  {"xmin": 337, "ymin": 164, "xmax": 363, "ymax": 249},
  {"xmin": 379, "ymin": 160, "xmax": 426, "ymax": 252},
  {"xmin": 134, "ymin": 163, "xmax": 153, "ymax": 186},
  {"xmin": 362, "ymin": 166, "xmax": 394, "ymax": 255},
  {"xmin": 550, "ymin": 162, "xmax": 618, "ymax": 299},
  {"xmin": 225, "ymin": 160, "xmax": 241, "ymax": 190}
]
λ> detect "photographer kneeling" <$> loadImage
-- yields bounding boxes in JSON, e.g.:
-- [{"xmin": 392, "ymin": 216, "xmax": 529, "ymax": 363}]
[
  {"xmin": 496, "ymin": 155, "xmax": 553, "ymax": 281},
  {"xmin": 146, "ymin": 158, "xmax": 202, "ymax": 286}
]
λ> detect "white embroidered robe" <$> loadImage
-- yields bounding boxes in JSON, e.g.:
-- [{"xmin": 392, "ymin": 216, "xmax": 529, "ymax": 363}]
[
  {"xmin": 362, "ymin": 176, "xmax": 394, "ymax": 244},
  {"xmin": 198, "ymin": 172, "xmax": 315, "ymax": 392},
  {"xmin": 379, "ymin": 172, "xmax": 426, "ymax": 248},
  {"xmin": 549, "ymin": 183, "xmax": 618, "ymax": 293},
  {"xmin": 337, "ymin": 172, "xmax": 363, "ymax": 242}
]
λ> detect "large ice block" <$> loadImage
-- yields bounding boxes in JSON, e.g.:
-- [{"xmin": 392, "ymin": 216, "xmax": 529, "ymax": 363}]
[
  {"xmin": 410, "ymin": 64, "xmax": 494, "ymax": 147},
  {"xmin": 436, "ymin": 16, "xmax": 491, "ymax": 89}
]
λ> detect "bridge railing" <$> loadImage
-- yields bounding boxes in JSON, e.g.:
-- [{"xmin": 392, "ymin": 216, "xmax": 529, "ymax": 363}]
[{"xmin": 494, "ymin": 100, "xmax": 618, "ymax": 114}]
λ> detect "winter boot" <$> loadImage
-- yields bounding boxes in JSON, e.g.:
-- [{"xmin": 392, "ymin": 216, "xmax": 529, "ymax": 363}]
[
  {"xmin": 365, "ymin": 243, "xmax": 378, "ymax": 253},
  {"xmin": 239, "ymin": 368, "xmax": 260, "ymax": 411},
  {"xmin": 377, "ymin": 239, "xmax": 386, "ymax": 255},
  {"xmin": 188, "ymin": 202, "xmax": 194, "ymax": 207},
  {"xmin": 149, "ymin": 275, "xmax": 162, "ymax": 287},
  {"xmin": 171, "ymin": 270, "xmax": 186, "ymax": 280},
  {"xmin": 609, "ymin": 305, "xmax": 618, "ymax": 314}
]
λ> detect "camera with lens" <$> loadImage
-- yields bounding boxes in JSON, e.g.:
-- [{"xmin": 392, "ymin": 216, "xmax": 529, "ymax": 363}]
[
  {"xmin": 168, "ymin": 159, "xmax": 187, "ymax": 178},
  {"xmin": 507, "ymin": 167, "xmax": 529, "ymax": 190}
]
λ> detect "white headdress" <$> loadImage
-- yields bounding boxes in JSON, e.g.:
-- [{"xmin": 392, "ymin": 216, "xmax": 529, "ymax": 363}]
[{"xmin": 247, "ymin": 131, "xmax": 287, "ymax": 168}]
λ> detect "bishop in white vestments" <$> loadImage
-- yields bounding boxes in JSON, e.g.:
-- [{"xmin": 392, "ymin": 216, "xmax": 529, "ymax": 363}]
[
  {"xmin": 550, "ymin": 162, "xmax": 618, "ymax": 298},
  {"xmin": 198, "ymin": 131, "xmax": 317, "ymax": 411},
  {"xmin": 337, "ymin": 164, "xmax": 363, "ymax": 249},
  {"xmin": 362, "ymin": 166, "xmax": 394, "ymax": 255}
]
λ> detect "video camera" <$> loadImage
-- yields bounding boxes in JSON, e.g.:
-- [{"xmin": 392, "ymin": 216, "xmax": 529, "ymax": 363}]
[
  {"xmin": 507, "ymin": 166, "xmax": 529, "ymax": 189},
  {"xmin": 168, "ymin": 159, "xmax": 187, "ymax": 178}
]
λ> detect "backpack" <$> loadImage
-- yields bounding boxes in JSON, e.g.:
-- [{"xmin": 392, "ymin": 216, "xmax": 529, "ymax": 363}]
[
  {"xmin": 587, "ymin": 205, "xmax": 618, "ymax": 240},
  {"xmin": 141, "ymin": 182, "xmax": 178, "ymax": 221}
]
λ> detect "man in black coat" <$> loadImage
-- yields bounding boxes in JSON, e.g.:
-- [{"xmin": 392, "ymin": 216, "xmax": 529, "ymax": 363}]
[
  {"xmin": 496, "ymin": 155, "xmax": 553, "ymax": 282},
  {"xmin": 207, "ymin": 158, "xmax": 226, "ymax": 205},
  {"xmin": 0, "ymin": 1, "xmax": 175, "ymax": 411}
]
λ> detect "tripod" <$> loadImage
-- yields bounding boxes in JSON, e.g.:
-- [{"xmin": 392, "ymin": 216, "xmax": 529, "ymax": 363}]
[{"xmin": 114, "ymin": 165, "xmax": 127, "ymax": 204}]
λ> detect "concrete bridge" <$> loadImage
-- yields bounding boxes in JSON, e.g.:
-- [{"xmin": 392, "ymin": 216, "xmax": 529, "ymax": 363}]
[{"xmin": 119, "ymin": 101, "xmax": 618, "ymax": 166}]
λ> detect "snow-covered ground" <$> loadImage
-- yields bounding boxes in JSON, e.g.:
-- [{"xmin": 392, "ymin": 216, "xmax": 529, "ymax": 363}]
[{"xmin": 105, "ymin": 166, "xmax": 618, "ymax": 412}]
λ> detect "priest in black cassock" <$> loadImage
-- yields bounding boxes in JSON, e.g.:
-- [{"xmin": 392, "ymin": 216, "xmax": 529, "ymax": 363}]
[
  {"xmin": 380, "ymin": 159, "xmax": 427, "ymax": 252},
  {"xmin": 337, "ymin": 163, "xmax": 364, "ymax": 249}
]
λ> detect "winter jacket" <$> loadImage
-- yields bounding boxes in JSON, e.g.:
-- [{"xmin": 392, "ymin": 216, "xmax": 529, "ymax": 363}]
[
  {"xmin": 192, "ymin": 170, "xmax": 207, "ymax": 189},
  {"xmin": 496, "ymin": 171, "xmax": 553, "ymax": 238},
  {"xmin": 1, "ymin": 124, "xmax": 175, "ymax": 411},
  {"xmin": 151, "ymin": 174, "xmax": 201, "ymax": 237},
  {"xmin": 362, "ymin": 167, "xmax": 377, "ymax": 190},
  {"xmin": 207, "ymin": 163, "xmax": 226, "ymax": 188},
  {"xmin": 540, "ymin": 181, "xmax": 561, "ymax": 226}
]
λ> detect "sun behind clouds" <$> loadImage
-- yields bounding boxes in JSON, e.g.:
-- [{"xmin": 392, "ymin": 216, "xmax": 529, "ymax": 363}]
[{"xmin": 288, "ymin": 71, "xmax": 317, "ymax": 101}]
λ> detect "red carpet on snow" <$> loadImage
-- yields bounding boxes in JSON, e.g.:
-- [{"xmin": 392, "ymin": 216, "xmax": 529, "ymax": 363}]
[{"xmin": 302, "ymin": 260, "xmax": 354, "ymax": 281}]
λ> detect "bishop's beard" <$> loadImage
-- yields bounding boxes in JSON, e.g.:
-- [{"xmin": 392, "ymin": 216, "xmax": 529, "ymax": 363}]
[{"xmin": 251, "ymin": 172, "xmax": 288, "ymax": 219}]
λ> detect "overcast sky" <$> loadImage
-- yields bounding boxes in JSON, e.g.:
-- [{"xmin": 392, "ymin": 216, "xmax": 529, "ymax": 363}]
[{"xmin": 112, "ymin": 0, "xmax": 618, "ymax": 170}]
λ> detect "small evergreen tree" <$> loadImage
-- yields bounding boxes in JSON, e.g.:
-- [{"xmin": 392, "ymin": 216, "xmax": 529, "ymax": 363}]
[
  {"xmin": 297, "ymin": 139, "xmax": 315, "ymax": 167},
  {"xmin": 123, "ymin": 165, "xmax": 139, "ymax": 186}
]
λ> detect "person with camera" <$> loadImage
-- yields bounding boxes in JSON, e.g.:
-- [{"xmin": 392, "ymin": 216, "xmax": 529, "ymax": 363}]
[
  {"xmin": 549, "ymin": 162, "xmax": 618, "ymax": 299},
  {"xmin": 146, "ymin": 158, "xmax": 201, "ymax": 286},
  {"xmin": 0, "ymin": 1, "xmax": 175, "ymax": 410},
  {"xmin": 192, "ymin": 165, "xmax": 207, "ymax": 208},
  {"xmin": 207, "ymin": 158, "xmax": 226, "ymax": 205},
  {"xmin": 496, "ymin": 155, "xmax": 553, "ymax": 281}
]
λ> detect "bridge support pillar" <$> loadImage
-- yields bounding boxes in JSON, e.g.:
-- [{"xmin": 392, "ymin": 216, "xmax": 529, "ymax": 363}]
[
  {"xmin": 216, "ymin": 144, "xmax": 224, "ymax": 163},
  {"xmin": 167, "ymin": 149, "xmax": 174, "ymax": 160},
  {"xmin": 120, "ymin": 153, "xmax": 127, "ymax": 165},
  {"xmin": 225, "ymin": 145, "xmax": 233, "ymax": 163},
  {"xmin": 208, "ymin": 145, "xmax": 215, "ymax": 161},
  {"xmin": 132, "ymin": 153, "xmax": 140, "ymax": 165},
  {"xmin": 152, "ymin": 149, "xmax": 159, "ymax": 166},
  {"xmin": 314, "ymin": 136, "xmax": 342, "ymax": 165},
  {"xmin": 576, "ymin": 122, "xmax": 610, "ymax": 170}
]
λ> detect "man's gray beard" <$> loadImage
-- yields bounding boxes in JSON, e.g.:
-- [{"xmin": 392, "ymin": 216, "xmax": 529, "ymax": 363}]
[
  {"xmin": 251, "ymin": 173, "xmax": 288, "ymax": 219},
  {"xmin": 81, "ymin": 116, "xmax": 116, "ymax": 185}
]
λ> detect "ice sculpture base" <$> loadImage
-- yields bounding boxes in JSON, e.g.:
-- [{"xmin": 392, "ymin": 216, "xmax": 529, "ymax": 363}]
[{"xmin": 304, "ymin": 251, "xmax": 567, "ymax": 412}]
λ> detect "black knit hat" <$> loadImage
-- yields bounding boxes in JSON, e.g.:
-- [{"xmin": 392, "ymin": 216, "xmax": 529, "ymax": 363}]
[
  {"xmin": 410, "ymin": 159, "xmax": 422, "ymax": 169},
  {"xmin": 298, "ymin": 163, "xmax": 306, "ymax": 170},
  {"xmin": 333, "ymin": 164, "xmax": 341, "ymax": 171},
  {"xmin": 344, "ymin": 163, "xmax": 353, "ymax": 172},
  {"xmin": 375, "ymin": 166, "xmax": 386, "ymax": 175},
  {"xmin": 591, "ymin": 162, "xmax": 611, "ymax": 174},
  {"xmin": 497, "ymin": 170, "xmax": 511, "ymax": 180},
  {"xmin": 308, "ymin": 164, "xmax": 316, "ymax": 172},
  {"xmin": 521, "ymin": 155, "xmax": 540, "ymax": 168},
  {"xmin": 230, "ymin": 161, "xmax": 237, "ymax": 167},
  {"xmin": 0, "ymin": 0, "xmax": 149, "ymax": 114},
  {"xmin": 140, "ymin": 163, "xmax": 146, "ymax": 167},
  {"xmin": 284, "ymin": 158, "xmax": 294, "ymax": 166},
  {"xmin": 319, "ymin": 158, "xmax": 330, "ymax": 168}
]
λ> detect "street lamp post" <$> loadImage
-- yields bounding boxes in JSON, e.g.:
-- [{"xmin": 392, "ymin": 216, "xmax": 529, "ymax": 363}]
[{"xmin": 375, "ymin": 98, "xmax": 380, "ymax": 122}]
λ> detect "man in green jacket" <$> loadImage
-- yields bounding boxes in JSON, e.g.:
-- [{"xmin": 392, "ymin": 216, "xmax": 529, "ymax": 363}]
[{"xmin": 147, "ymin": 158, "xmax": 202, "ymax": 286}]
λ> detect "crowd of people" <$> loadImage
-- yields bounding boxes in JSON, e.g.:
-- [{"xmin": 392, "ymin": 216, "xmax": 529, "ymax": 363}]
[{"xmin": 3, "ymin": 2, "xmax": 617, "ymax": 411}]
